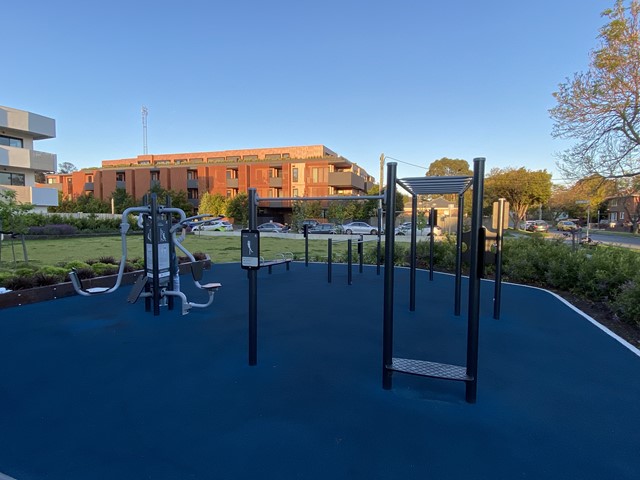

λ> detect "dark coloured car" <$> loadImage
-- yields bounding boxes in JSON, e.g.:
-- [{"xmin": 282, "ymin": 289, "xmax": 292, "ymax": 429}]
[
  {"xmin": 308, "ymin": 223, "xmax": 339, "ymax": 234},
  {"xmin": 298, "ymin": 219, "xmax": 320, "ymax": 233}
]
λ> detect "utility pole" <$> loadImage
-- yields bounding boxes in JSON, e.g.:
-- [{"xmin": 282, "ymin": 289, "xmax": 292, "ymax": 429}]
[
  {"xmin": 379, "ymin": 153, "xmax": 385, "ymax": 191},
  {"xmin": 142, "ymin": 105, "xmax": 148, "ymax": 155}
]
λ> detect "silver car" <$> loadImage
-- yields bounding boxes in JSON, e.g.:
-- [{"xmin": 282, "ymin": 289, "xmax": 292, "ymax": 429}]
[{"xmin": 342, "ymin": 222, "xmax": 378, "ymax": 235}]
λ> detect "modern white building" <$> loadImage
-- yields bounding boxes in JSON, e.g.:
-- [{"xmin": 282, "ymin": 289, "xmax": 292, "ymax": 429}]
[{"xmin": 0, "ymin": 105, "xmax": 58, "ymax": 212}]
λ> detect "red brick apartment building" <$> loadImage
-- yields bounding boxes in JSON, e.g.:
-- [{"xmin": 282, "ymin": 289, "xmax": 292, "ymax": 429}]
[{"xmin": 46, "ymin": 145, "xmax": 375, "ymax": 219}]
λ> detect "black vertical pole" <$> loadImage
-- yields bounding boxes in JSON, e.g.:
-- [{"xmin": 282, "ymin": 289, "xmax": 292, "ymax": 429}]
[
  {"xmin": 304, "ymin": 224, "xmax": 309, "ymax": 266},
  {"xmin": 429, "ymin": 206, "xmax": 435, "ymax": 281},
  {"xmin": 347, "ymin": 239, "xmax": 353, "ymax": 285},
  {"xmin": 454, "ymin": 193, "xmax": 464, "ymax": 316},
  {"xmin": 358, "ymin": 235, "xmax": 363, "ymax": 273},
  {"xmin": 382, "ymin": 162, "xmax": 397, "ymax": 390},
  {"xmin": 248, "ymin": 188, "xmax": 258, "ymax": 366},
  {"xmin": 493, "ymin": 198, "xmax": 505, "ymax": 320},
  {"xmin": 328, "ymin": 238, "xmax": 332, "ymax": 283},
  {"xmin": 166, "ymin": 196, "xmax": 175, "ymax": 311},
  {"xmin": 410, "ymin": 194, "xmax": 417, "ymax": 311},
  {"xmin": 377, "ymin": 206, "xmax": 382, "ymax": 275},
  {"xmin": 150, "ymin": 194, "xmax": 161, "ymax": 316},
  {"xmin": 466, "ymin": 157, "xmax": 485, "ymax": 404}
]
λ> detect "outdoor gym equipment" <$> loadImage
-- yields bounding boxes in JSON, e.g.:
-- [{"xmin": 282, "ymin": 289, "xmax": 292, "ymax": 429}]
[
  {"xmin": 327, "ymin": 235, "xmax": 374, "ymax": 284},
  {"xmin": 69, "ymin": 194, "xmax": 222, "ymax": 315}
]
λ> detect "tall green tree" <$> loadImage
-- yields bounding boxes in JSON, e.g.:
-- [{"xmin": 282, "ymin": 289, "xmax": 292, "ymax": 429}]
[
  {"xmin": 198, "ymin": 193, "xmax": 228, "ymax": 217},
  {"xmin": 225, "ymin": 193, "xmax": 249, "ymax": 226},
  {"xmin": 426, "ymin": 158, "xmax": 473, "ymax": 214},
  {"xmin": 148, "ymin": 184, "xmax": 193, "ymax": 214},
  {"xmin": 551, "ymin": 0, "xmax": 640, "ymax": 180},
  {"xmin": 426, "ymin": 158, "xmax": 473, "ymax": 177},
  {"xmin": 0, "ymin": 190, "xmax": 34, "ymax": 234},
  {"xmin": 484, "ymin": 168, "xmax": 552, "ymax": 229},
  {"xmin": 110, "ymin": 188, "xmax": 138, "ymax": 213}
]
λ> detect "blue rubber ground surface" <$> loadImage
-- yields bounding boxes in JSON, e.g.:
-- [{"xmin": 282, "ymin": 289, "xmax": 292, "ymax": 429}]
[{"xmin": 0, "ymin": 262, "xmax": 638, "ymax": 479}]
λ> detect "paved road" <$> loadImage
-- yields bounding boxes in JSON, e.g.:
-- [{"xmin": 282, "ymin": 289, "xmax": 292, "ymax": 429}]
[{"xmin": 551, "ymin": 230, "xmax": 640, "ymax": 250}]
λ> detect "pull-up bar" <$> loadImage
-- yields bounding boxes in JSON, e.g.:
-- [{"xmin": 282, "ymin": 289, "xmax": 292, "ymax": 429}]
[{"xmin": 255, "ymin": 195, "xmax": 384, "ymax": 203}]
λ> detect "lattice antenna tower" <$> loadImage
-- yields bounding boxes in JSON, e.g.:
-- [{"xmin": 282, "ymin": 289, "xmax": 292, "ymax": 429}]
[{"xmin": 141, "ymin": 105, "xmax": 148, "ymax": 155}]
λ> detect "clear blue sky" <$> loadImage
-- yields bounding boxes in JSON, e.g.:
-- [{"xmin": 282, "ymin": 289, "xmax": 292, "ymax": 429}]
[{"xmin": 3, "ymin": 0, "xmax": 609, "ymax": 184}]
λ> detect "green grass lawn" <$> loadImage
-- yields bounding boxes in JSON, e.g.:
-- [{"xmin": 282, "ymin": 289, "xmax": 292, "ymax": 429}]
[{"xmin": 0, "ymin": 234, "xmax": 380, "ymax": 271}]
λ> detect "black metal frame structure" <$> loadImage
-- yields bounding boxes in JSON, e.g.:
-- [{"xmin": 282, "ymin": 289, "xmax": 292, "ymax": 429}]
[
  {"xmin": 246, "ymin": 160, "xmax": 486, "ymax": 403},
  {"xmin": 383, "ymin": 159, "xmax": 485, "ymax": 403}
]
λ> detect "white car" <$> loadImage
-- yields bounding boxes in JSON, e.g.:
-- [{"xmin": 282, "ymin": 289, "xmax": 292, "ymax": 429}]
[
  {"xmin": 342, "ymin": 222, "xmax": 379, "ymax": 235},
  {"xmin": 192, "ymin": 220, "xmax": 234, "ymax": 232},
  {"xmin": 395, "ymin": 223, "xmax": 442, "ymax": 236}
]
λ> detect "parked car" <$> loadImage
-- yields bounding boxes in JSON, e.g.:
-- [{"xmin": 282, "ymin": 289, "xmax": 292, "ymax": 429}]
[
  {"xmin": 557, "ymin": 220, "xmax": 581, "ymax": 232},
  {"xmin": 395, "ymin": 223, "xmax": 442, "ymax": 236},
  {"xmin": 298, "ymin": 219, "xmax": 319, "ymax": 233},
  {"xmin": 527, "ymin": 220, "xmax": 549, "ymax": 233},
  {"xmin": 192, "ymin": 220, "xmax": 234, "ymax": 232},
  {"xmin": 342, "ymin": 221, "xmax": 379, "ymax": 235},
  {"xmin": 308, "ymin": 223, "xmax": 339, "ymax": 234},
  {"xmin": 257, "ymin": 222, "xmax": 288, "ymax": 233}
]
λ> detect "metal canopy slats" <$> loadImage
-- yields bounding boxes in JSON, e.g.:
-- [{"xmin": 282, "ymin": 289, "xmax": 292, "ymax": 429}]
[{"xmin": 397, "ymin": 176, "xmax": 473, "ymax": 196}]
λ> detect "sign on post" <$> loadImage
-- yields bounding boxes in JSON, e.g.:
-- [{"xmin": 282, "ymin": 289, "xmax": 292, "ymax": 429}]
[
  {"xmin": 492, "ymin": 200, "xmax": 510, "ymax": 230},
  {"xmin": 241, "ymin": 230, "xmax": 260, "ymax": 269}
]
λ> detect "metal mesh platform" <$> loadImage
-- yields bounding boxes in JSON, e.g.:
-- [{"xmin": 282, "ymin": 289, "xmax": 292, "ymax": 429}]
[{"xmin": 389, "ymin": 358, "xmax": 473, "ymax": 382}]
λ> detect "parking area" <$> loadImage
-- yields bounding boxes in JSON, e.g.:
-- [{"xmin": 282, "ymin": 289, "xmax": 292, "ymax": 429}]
[{"xmin": 0, "ymin": 263, "xmax": 638, "ymax": 479}]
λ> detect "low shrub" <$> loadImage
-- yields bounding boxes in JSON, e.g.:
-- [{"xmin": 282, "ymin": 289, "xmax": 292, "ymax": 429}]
[
  {"xmin": 612, "ymin": 278, "xmax": 640, "ymax": 326},
  {"xmin": 28, "ymin": 224, "xmax": 78, "ymax": 236},
  {"xmin": 90, "ymin": 262, "xmax": 119, "ymax": 276}
]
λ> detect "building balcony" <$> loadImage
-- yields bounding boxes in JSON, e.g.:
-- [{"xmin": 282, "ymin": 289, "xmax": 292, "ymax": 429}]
[
  {"xmin": 328, "ymin": 171, "xmax": 365, "ymax": 191},
  {"xmin": 1, "ymin": 185, "xmax": 58, "ymax": 207},
  {"xmin": 116, "ymin": 181, "xmax": 126, "ymax": 189},
  {"xmin": 84, "ymin": 182, "xmax": 94, "ymax": 191},
  {"xmin": 0, "ymin": 146, "xmax": 57, "ymax": 172},
  {"xmin": 226, "ymin": 178, "xmax": 239, "ymax": 188},
  {"xmin": 0, "ymin": 106, "xmax": 56, "ymax": 140},
  {"xmin": 187, "ymin": 179, "xmax": 199, "ymax": 189},
  {"xmin": 269, "ymin": 177, "xmax": 283, "ymax": 188}
]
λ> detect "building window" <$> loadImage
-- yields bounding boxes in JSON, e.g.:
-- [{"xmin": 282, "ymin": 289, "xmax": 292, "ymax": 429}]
[
  {"xmin": 85, "ymin": 175, "xmax": 93, "ymax": 183},
  {"xmin": 265, "ymin": 154, "xmax": 281, "ymax": 160},
  {"xmin": 187, "ymin": 170, "xmax": 198, "ymax": 180},
  {"xmin": 311, "ymin": 167, "xmax": 327, "ymax": 183},
  {"xmin": 116, "ymin": 172, "xmax": 125, "ymax": 182},
  {"xmin": 610, "ymin": 199, "xmax": 618, "ymax": 206},
  {"xmin": 208, "ymin": 157, "xmax": 225, "ymax": 163},
  {"xmin": 139, "ymin": 160, "xmax": 150, "ymax": 165},
  {"xmin": 226, "ymin": 156, "xmax": 240, "ymax": 162},
  {"xmin": 188, "ymin": 189, "xmax": 199, "ymax": 199},
  {"xmin": 292, "ymin": 168, "xmax": 298, "ymax": 182},
  {"xmin": 156, "ymin": 160, "xmax": 170, "ymax": 165},
  {"xmin": 0, "ymin": 135, "xmax": 23, "ymax": 148},
  {"xmin": 620, "ymin": 212, "xmax": 625, "ymax": 219},
  {"xmin": 0, "ymin": 172, "xmax": 25, "ymax": 186},
  {"xmin": 293, "ymin": 188, "xmax": 299, "ymax": 197},
  {"xmin": 226, "ymin": 189, "xmax": 232, "ymax": 198},
  {"xmin": 151, "ymin": 171, "xmax": 160, "ymax": 181},
  {"xmin": 282, "ymin": 153, "xmax": 290, "ymax": 158},
  {"xmin": 243, "ymin": 155, "xmax": 258, "ymax": 161},
  {"xmin": 189, "ymin": 158, "xmax": 203, "ymax": 163},
  {"xmin": 226, "ymin": 169, "xmax": 238, "ymax": 179}
]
